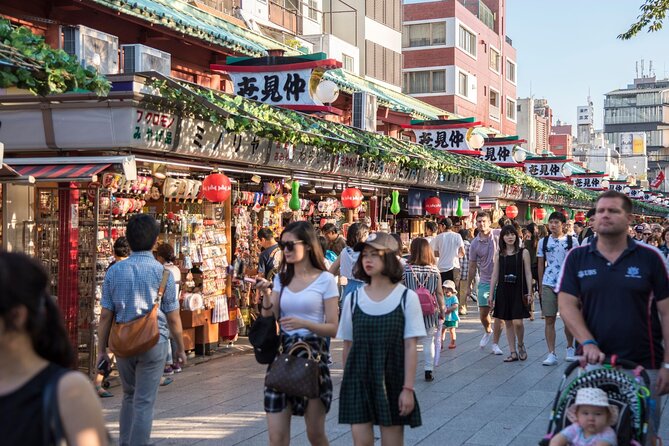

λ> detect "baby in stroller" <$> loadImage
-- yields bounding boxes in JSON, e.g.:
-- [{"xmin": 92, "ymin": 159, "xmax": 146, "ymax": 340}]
[{"xmin": 549, "ymin": 387, "xmax": 618, "ymax": 446}]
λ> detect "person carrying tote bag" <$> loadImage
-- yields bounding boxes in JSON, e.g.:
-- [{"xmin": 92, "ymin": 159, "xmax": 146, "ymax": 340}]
[{"xmin": 255, "ymin": 221, "xmax": 339, "ymax": 446}]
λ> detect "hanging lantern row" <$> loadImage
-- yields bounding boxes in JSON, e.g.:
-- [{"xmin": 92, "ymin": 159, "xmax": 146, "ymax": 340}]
[{"xmin": 341, "ymin": 187, "xmax": 364, "ymax": 209}]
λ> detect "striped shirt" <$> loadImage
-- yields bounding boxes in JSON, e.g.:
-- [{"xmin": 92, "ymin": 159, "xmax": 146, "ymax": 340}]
[
  {"xmin": 102, "ymin": 251, "xmax": 179, "ymax": 342},
  {"xmin": 403, "ymin": 263, "xmax": 441, "ymax": 329}
]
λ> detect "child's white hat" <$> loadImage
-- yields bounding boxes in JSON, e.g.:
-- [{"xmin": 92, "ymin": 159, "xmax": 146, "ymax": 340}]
[
  {"xmin": 442, "ymin": 280, "xmax": 456, "ymax": 292},
  {"xmin": 566, "ymin": 387, "xmax": 619, "ymax": 426}
]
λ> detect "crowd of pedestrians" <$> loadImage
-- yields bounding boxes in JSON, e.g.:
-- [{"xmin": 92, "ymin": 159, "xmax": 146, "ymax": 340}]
[{"xmin": 4, "ymin": 190, "xmax": 669, "ymax": 445}]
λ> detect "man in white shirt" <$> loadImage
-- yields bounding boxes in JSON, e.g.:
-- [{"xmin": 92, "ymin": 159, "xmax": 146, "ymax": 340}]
[{"xmin": 430, "ymin": 218, "xmax": 465, "ymax": 286}]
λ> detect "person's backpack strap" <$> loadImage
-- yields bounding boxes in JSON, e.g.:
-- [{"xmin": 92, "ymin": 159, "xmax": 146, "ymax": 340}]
[
  {"xmin": 156, "ymin": 269, "xmax": 171, "ymax": 304},
  {"xmin": 567, "ymin": 235, "xmax": 573, "ymax": 250},
  {"xmin": 350, "ymin": 289, "xmax": 359, "ymax": 313},
  {"xmin": 401, "ymin": 288, "xmax": 408, "ymax": 312},
  {"xmin": 542, "ymin": 236, "xmax": 549, "ymax": 255},
  {"xmin": 42, "ymin": 368, "xmax": 69, "ymax": 446}
]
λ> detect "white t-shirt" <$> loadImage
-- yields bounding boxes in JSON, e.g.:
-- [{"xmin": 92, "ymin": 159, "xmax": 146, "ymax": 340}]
[
  {"xmin": 164, "ymin": 263, "xmax": 181, "ymax": 297},
  {"xmin": 536, "ymin": 234, "xmax": 579, "ymax": 289},
  {"xmin": 273, "ymin": 271, "xmax": 338, "ymax": 337},
  {"xmin": 430, "ymin": 231, "xmax": 464, "ymax": 272},
  {"xmin": 339, "ymin": 246, "xmax": 359, "ymax": 279},
  {"xmin": 337, "ymin": 284, "xmax": 427, "ymax": 341}
]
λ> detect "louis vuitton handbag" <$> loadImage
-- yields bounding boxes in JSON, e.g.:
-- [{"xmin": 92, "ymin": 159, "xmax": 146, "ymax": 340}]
[
  {"xmin": 264, "ymin": 340, "xmax": 321, "ymax": 399},
  {"xmin": 109, "ymin": 270, "xmax": 171, "ymax": 358}
]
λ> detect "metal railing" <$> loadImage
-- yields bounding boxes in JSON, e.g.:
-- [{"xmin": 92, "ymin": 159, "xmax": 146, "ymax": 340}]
[{"xmin": 269, "ymin": 0, "xmax": 300, "ymax": 34}]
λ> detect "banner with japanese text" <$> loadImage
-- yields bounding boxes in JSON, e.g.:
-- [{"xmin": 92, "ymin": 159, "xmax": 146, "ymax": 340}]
[
  {"xmin": 525, "ymin": 160, "xmax": 570, "ymax": 180},
  {"xmin": 570, "ymin": 174, "xmax": 607, "ymax": 190},
  {"xmin": 228, "ymin": 68, "xmax": 317, "ymax": 106}
]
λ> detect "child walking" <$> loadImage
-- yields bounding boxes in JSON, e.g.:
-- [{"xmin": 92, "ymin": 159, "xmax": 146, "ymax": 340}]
[
  {"xmin": 337, "ymin": 232, "xmax": 426, "ymax": 446},
  {"xmin": 434, "ymin": 280, "xmax": 459, "ymax": 365}
]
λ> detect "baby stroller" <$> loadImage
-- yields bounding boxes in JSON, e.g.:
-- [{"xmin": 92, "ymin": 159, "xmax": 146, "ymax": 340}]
[{"xmin": 539, "ymin": 356, "xmax": 653, "ymax": 446}]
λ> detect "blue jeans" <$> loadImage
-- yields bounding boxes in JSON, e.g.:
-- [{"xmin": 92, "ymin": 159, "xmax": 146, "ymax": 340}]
[{"xmin": 117, "ymin": 340, "xmax": 168, "ymax": 446}]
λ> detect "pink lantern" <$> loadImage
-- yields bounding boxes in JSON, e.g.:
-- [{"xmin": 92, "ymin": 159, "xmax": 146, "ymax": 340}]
[
  {"xmin": 341, "ymin": 187, "xmax": 364, "ymax": 209},
  {"xmin": 202, "ymin": 173, "xmax": 232, "ymax": 203},
  {"xmin": 505, "ymin": 205, "xmax": 519, "ymax": 219},
  {"xmin": 424, "ymin": 196, "xmax": 442, "ymax": 215}
]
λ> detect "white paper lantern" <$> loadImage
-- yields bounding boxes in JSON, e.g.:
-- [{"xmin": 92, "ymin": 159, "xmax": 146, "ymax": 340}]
[
  {"xmin": 600, "ymin": 179, "xmax": 610, "ymax": 189},
  {"xmin": 315, "ymin": 80, "xmax": 339, "ymax": 104},
  {"xmin": 562, "ymin": 164, "xmax": 573, "ymax": 177},
  {"xmin": 468, "ymin": 133, "xmax": 485, "ymax": 150},
  {"xmin": 512, "ymin": 146, "xmax": 527, "ymax": 163}
]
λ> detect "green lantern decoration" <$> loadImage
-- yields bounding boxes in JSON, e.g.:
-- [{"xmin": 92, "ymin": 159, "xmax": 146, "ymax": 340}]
[
  {"xmin": 390, "ymin": 190, "xmax": 401, "ymax": 215},
  {"xmin": 569, "ymin": 208, "xmax": 575, "ymax": 219},
  {"xmin": 289, "ymin": 180, "xmax": 301, "ymax": 211},
  {"xmin": 455, "ymin": 197, "xmax": 464, "ymax": 217},
  {"xmin": 525, "ymin": 205, "xmax": 532, "ymax": 221}
]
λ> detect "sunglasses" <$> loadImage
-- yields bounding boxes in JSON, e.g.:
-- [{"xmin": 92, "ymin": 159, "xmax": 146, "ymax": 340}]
[
  {"xmin": 643, "ymin": 233, "xmax": 652, "ymax": 236},
  {"xmin": 278, "ymin": 240, "xmax": 305, "ymax": 251}
]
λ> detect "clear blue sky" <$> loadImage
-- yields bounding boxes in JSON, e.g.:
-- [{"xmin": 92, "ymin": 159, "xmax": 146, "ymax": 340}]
[{"xmin": 507, "ymin": 0, "xmax": 669, "ymax": 131}]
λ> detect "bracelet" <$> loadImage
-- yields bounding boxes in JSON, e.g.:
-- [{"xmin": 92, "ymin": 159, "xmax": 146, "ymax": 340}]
[
  {"xmin": 402, "ymin": 385, "xmax": 414, "ymax": 392},
  {"xmin": 261, "ymin": 302, "xmax": 274, "ymax": 310},
  {"xmin": 582, "ymin": 339, "xmax": 598, "ymax": 347}
]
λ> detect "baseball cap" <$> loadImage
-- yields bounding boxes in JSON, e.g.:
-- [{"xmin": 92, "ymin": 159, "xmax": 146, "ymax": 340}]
[
  {"xmin": 355, "ymin": 232, "xmax": 399, "ymax": 253},
  {"xmin": 634, "ymin": 224, "xmax": 645, "ymax": 232},
  {"xmin": 442, "ymin": 280, "xmax": 456, "ymax": 291}
]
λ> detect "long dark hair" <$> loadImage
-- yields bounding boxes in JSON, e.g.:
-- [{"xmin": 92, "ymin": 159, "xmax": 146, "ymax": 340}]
[
  {"xmin": 526, "ymin": 222, "xmax": 539, "ymax": 252},
  {"xmin": 0, "ymin": 252, "xmax": 75, "ymax": 368},
  {"xmin": 346, "ymin": 222, "xmax": 369, "ymax": 248},
  {"xmin": 278, "ymin": 221, "xmax": 326, "ymax": 286},
  {"xmin": 499, "ymin": 225, "xmax": 521, "ymax": 254}
]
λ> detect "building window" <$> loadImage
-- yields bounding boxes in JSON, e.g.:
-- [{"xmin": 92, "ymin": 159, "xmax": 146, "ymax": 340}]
[
  {"xmin": 402, "ymin": 22, "xmax": 446, "ymax": 48},
  {"xmin": 458, "ymin": 71, "xmax": 468, "ymax": 96},
  {"xmin": 506, "ymin": 59, "xmax": 516, "ymax": 83},
  {"xmin": 489, "ymin": 47, "xmax": 500, "ymax": 73},
  {"xmin": 307, "ymin": 0, "xmax": 319, "ymax": 21},
  {"xmin": 342, "ymin": 54, "xmax": 354, "ymax": 72},
  {"xmin": 506, "ymin": 97, "xmax": 517, "ymax": 121},
  {"xmin": 489, "ymin": 88, "xmax": 500, "ymax": 120},
  {"xmin": 403, "ymin": 70, "xmax": 446, "ymax": 94},
  {"xmin": 458, "ymin": 25, "xmax": 476, "ymax": 57}
]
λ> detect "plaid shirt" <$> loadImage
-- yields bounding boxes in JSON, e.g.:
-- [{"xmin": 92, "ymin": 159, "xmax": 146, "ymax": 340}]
[
  {"xmin": 102, "ymin": 251, "xmax": 179, "ymax": 341},
  {"xmin": 460, "ymin": 240, "xmax": 471, "ymax": 280}
]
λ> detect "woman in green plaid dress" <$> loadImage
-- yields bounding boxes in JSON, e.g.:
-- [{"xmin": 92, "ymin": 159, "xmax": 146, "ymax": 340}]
[{"xmin": 337, "ymin": 233, "xmax": 426, "ymax": 445}]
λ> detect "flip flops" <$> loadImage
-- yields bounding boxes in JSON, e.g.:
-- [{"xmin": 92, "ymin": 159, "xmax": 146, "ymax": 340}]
[
  {"xmin": 504, "ymin": 352, "xmax": 519, "ymax": 362},
  {"xmin": 96, "ymin": 386, "xmax": 113, "ymax": 398},
  {"xmin": 518, "ymin": 344, "xmax": 528, "ymax": 361}
]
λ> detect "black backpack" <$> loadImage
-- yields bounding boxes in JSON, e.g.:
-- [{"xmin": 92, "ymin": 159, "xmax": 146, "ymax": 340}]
[{"xmin": 542, "ymin": 235, "xmax": 573, "ymax": 255}]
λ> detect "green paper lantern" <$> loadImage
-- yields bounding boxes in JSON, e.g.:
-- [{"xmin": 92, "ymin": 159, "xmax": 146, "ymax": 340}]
[
  {"xmin": 456, "ymin": 197, "xmax": 464, "ymax": 217},
  {"xmin": 289, "ymin": 181, "xmax": 300, "ymax": 211},
  {"xmin": 525, "ymin": 205, "xmax": 532, "ymax": 221},
  {"xmin": 569, "ymin": 208, "xmax": 575, "ymax": 219},
  {"xmin": 390, "ymin": 190, "xmax": 401, "ymax": 215}
]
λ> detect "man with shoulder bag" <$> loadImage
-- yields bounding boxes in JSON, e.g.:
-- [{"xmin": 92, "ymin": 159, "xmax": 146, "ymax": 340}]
[{"xmin": 97, "ymin": 214, "xmax": 186, "ymax": 446}]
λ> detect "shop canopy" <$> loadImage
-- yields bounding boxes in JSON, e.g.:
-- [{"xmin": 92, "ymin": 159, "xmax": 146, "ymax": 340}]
[{"xmin": 3, "ymin": 156, "xmax": 137, "ymax": 183}]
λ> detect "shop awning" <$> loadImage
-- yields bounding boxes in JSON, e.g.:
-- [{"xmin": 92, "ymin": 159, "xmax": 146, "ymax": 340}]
[
  {"xmin": 0, "ymin": 164, "xmax": 20, "ymax": 179},
  {"xmin": 3, "ymin": 155, "xmax": 136, "ymax": 182},
  {"xmin": 11, "ymin": 163, "xmax": 110, "ymax": 181}
]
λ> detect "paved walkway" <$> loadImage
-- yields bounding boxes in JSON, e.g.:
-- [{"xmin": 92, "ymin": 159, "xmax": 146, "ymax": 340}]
[{"xmin": 101, "ymin": 308, "xmax": 668, "ymax": 445}]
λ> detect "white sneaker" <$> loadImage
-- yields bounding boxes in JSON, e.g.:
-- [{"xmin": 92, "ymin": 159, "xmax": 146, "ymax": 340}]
[
  {"xmin": 491, "ymin": 344, "xmax": 503, "ymax": 355},
  {"xmin": 480, "ymin": 331, "xmax": 492, "ymax": 348},
  {"xmin": 565, "ymin": 347, "xmax": 576, "ymax": 362},
  {"xmin": 542, "ymin": 352, "xmax": 558, "ymax": 366}
]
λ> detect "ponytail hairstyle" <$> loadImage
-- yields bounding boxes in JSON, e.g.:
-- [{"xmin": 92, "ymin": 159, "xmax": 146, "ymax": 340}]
[
  {"xmin": 0, "ymin": 252, "xmax": 75, "ymax": 368},
  {"xmin": 156, "ymin": 243, "xmax": 176, "ymax": 263}
]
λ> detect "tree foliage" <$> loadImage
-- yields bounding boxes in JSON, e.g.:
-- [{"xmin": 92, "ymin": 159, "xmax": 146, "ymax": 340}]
[{"xmin": 619, "ymin": 0, "xmax": 669, "ymax": 40}]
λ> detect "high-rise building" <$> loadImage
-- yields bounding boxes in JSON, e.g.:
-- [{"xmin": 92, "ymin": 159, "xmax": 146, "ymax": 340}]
[
  {"xmin": 577, "ymin": 97, "xmax": 594, "ymax": 145},
  {"xmin": 517, "ymin": 97, "xmax": 552, "ymax": 154},
  {"xmin": 402, "ymin": 0, "xmax": 517, "ymax": 134}
]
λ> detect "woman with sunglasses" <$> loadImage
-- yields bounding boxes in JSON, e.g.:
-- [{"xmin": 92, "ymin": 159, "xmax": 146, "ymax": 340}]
[
  {"xmin": 259, "ymin": 221, "xmax": 339, "ymax": 446},
  {"xmin": 0, "ymin": 252, "xmax": 108, "ymax": 446},
  {"xmin": 338, "ymin": 232, "xmax": 425, "ymax": 445}
]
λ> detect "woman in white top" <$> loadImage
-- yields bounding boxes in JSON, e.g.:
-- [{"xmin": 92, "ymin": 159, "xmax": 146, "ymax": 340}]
[
  {"xmin": 329, "ymin": 222, "xmax": 369, "ymax": 301},
  {"xmin": 156, "ymin": 243, "xmax": 183, "ymax": 375},
  {"xmin": 259, "ymin": 221, "xmax": 339, "ymax": 446}
]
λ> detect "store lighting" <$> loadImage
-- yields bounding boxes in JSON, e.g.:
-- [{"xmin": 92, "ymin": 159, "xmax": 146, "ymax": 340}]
[
  {"xmin": 562, "ymin": 165, "xmax": 573, "ymax": 177},
  {"xmin": 623, "ymin": 186, "xmax": 631, "ymax": 194},
  {"xmin": 468, "ymin": 133, "xmax": 485, "ymax": 150},
  {"xmin": 152, "ymin": 163, "xmax": 167, "ymax": 179}
]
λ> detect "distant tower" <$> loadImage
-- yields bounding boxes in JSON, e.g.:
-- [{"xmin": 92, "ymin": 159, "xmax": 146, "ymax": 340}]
[{"xmin": 576, "ymin": 95, "xmax": 594, "ymax": 145}]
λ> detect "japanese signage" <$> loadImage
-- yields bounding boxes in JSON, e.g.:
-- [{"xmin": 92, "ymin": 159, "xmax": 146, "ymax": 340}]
[
  {"xmin": 132, "ymin": 109, "xmax": 177, "ymax": 151},
  {"xmin": 479, "ymin": 144, "xmax": 517, "ymax": 165},
  {"xmin": 228, "ymin": 68, "xmax": 316, "ymax": 106},
  {"xmin": 620, "ymin": 132, "xmax": 646, "ymax": 156},
  {"xmin": 414, "ymin": 128, "xmax": 471, "ymax": 151},
  {"xmin": 571, "ymin": 175, "xmax": 606, "ymax": 190},
  {"xmin": 627, "ymin": 187, "xmax": 643, "ymax": 199},
  {"xmin": 525, "ymin": 160, "xmax": 569, "ymax": 180},
  {"xmin": 331, "ymin": 153, "xmax": 359, "ymax": 176},
  {"xmin": 608, "ymin": 182, "xmax": 627, "ymax": 193}
]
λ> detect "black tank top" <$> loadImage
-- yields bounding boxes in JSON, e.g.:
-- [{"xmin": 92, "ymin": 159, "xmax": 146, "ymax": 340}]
[{"xmin": 0, "ymin": 363, "xmax": 68, "ymax": 446}]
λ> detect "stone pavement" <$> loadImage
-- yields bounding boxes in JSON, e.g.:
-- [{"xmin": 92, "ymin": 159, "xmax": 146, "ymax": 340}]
[{"xmin": 101, "ymin": 308, "xmax": 669, "ymax": 445}]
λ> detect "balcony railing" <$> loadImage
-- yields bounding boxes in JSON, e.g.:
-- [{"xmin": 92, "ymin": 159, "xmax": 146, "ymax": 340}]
[
  {"xmin": 196, "ymin": 0, "xmax": 239, "ymax": 14},
  {"xmin": 269, "ymin": 0, "xmax": 300, "ymax": 34}
]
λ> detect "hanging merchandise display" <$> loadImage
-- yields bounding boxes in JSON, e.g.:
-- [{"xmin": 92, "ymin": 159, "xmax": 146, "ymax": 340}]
[
  {"xmin": 505, "ymin": 205, "xmax": 518, "ymax": 219},
  {"xmin": 202, "ymin": 172, "xmax": 232, "ymax": 203},
  {"xmin": 525, "ymin": 205, "xmax": 532, "ymax": 221},
  {"xmin": 341, "ymin": 187, "xmax": 364, "ymax": 209},
  {"xmin": 390, "ymin": 190, "xmax": 401, "ymax": 215},
  {"xmin": 456, "ymin": 197, "xmax": 464, "ymax": 217},
  {"xmin": 424, "ymin": 196, "xmax": 441, "ymax": 215}
]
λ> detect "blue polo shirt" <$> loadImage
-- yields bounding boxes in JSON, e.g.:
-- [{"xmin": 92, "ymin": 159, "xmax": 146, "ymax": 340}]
[{"xmin": 557, "ymin": 237, "xmax": 669, "ymax": 369}]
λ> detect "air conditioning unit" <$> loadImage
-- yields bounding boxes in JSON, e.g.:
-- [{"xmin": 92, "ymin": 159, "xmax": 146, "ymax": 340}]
[
  {"xmin": 122, "ymin": 44, "xmax": 172, "ymax": 76},
  {"xmin": 62, "ymin": 25, "xmax": 119, "ymax": 75},
  {"xmin": 352, "ymin": 92, "xmax": 378, "ymax": 132}
]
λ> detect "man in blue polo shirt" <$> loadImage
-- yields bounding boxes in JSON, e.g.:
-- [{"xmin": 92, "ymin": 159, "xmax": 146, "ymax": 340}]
[{"xmin": 557, "ymin": 190, "xmax": 669, "ymax": 443}]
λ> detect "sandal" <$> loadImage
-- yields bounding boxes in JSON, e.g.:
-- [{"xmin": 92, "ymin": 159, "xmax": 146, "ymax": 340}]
[
  {"xmin": 95, "ymin": 385, "xmax": 113, "ymax": 398},
  {"xmin": 504, "ymin": 352, "xmax": 519, "ymax": 362},
  {"xmin": 518, "ymin": 344, "xmax": 527, "ymax": 361}
]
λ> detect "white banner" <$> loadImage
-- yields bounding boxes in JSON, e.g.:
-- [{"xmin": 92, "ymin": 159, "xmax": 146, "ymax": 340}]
[
  {"xmin": 480, "ymin": 144, "xmax": 515, "ymax": 164},
  {"xmin": 525, "ymin": 161, "xmax": 568, "ymax": 179},
  {"xmin": 571, "ymin": 176, "xmax": 605, "ymax": 189},
  {"xmin": 414, "ymin": 128, "xmax": 471, "ymax": 151},
  {"xmin": 229, "ymin": 68, "xmax": 319, "ymax": 106}
]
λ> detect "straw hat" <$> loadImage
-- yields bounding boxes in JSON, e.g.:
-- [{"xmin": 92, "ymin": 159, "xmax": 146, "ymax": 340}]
[
  {"xmin": 442, "ymin": 280, "xmax": 457, "ymax": 292},
  {"xmin": 566, "ymin": 388, "xmax": 619, "ymax": 426}
]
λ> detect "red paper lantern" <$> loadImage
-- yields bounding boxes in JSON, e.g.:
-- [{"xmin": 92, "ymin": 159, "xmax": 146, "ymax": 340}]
[
  {"xmin": 505, "ymin": 205, "xmax": 518, "ymax": 219},
  {"xmin": 424, "ymin": 196, "xmax": 442, "ymax": 215},
  {"xmin": 341, "ymin": 187, "xmax": 364, "ymax": 209},
  {"xmin": 534, "ymin": 208, "xmax": 546, "ymax": 221},
  {"xmin": 560, "ymin": 208, "xmax": 569, "ymax": 220},
  {"xmin": 574, "ymin": 211, "xmax": 586, "ymax": 223},
  {"xmin": 202, "ymin": 173, "xmax": 231, "ymax": 203}
]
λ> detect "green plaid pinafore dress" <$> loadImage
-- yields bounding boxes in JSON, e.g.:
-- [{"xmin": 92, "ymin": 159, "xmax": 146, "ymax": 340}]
[{"xmin": 339, "ymin": 289, "xmax": 422, "ymax": 427}]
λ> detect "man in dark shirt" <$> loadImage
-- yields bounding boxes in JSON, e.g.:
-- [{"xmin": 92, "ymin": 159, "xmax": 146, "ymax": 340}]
[
  {"xmin": 322, "ymin": 223, "xmax": 346, "ymax": 255},
  {"xmin": 257, "ymin": 228, "xmax": 281, "ymax": 281},
  {"xmin": 557, "ymin": 190, "xmax": 669, "ymax": 442}
]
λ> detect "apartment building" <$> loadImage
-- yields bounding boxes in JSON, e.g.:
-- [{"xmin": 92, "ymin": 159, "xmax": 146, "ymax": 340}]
[{"xmin": 402, "ymin": 0, "xmax": 517, "ymax": 134}]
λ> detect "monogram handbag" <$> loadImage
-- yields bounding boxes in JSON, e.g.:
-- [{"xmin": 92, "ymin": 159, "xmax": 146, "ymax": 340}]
[
  {"xmin": 109, "ymin": 270, "xmax": 170, "ymax": 358},
  {"xmin": 264, "ymin": 341, "xmax": 321, "ymax": 399}
]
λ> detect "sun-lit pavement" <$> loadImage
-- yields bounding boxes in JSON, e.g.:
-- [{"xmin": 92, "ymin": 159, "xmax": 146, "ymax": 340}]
[{"xmin": 100, "ymin": 305, "xmax": 669, "ymax": 445}]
